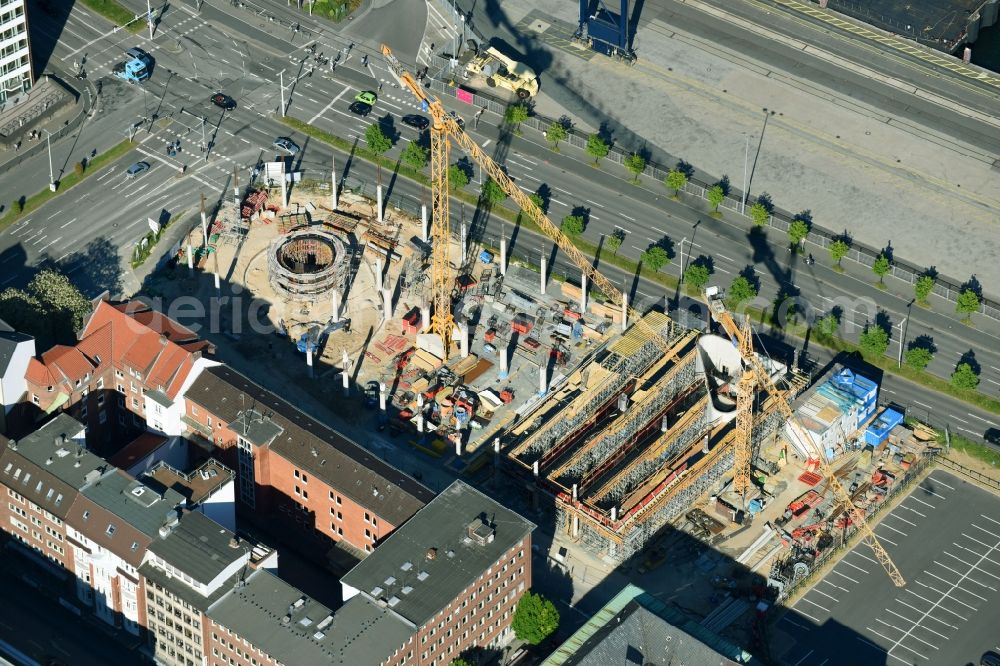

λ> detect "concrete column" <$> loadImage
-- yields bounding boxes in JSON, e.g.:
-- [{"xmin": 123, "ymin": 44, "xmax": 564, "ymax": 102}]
[
  {"xmin": 703, "ymin": 434, "xmax": 710, "ymax": 453},
  {"xmin": 416, "ymin": 393, "xmax": 425, "ymax": 433},
  {"xmin": 461, "ymin": 222, "xmax": 467, "ymax": 259},
  {"xmin": 280, "ymin": 161, "xmax": 288, "ymax": 207},
  {"xmin": 186, "ymin": 244, "xmax": 194, "ymax": 271},
  {"xmin": 621, "ymin": 292, "xmax": 628, "ymax": 332},
  {"xmin": 580, "ymin": 271, "xmax": 588, "ymax": 313},
  {"xmin": 306, "ymin": 347, "xmax": 313, "ymax": 378},
  {"xmin": 455, "ymin": 437, "xmax": 461, "ymax": 457},
  {"xmin": 532, "ymin": 460, "xmax": 539, "ymax": 477},
  {"xmin": 379, "ymin": 382, "xmax": 387, "ymax": 411},
  {"xmin": 421, "ymin": 204, "xmax": 428, "ymax": 243},
  {"xmin": 540, "ymin": 255, "xmax": 547, "ymax": 296},
  {"xmin": 493, "ymin": 438, "xmax": 501, "ymax": 455},
  {"xmin": 420, "ymin": 303, "xmax": 431, "ymax": 332},
  {"xmin": 376, "ymin": 185, "xmax": 384, "ymax": 223},
  {"xmin": 214, "ymin": 270, "xmax": 221, "ymax": 291},
  {"xmin": 661, "ymin": 415, "xmax": 669, "ymax": 432},
  {"xmin": 375, "ymin": 256, "xmax": 383, "ymax": 285},
  {"xmin": 538, "ymin": 364, "xmax": 547, "ymax": 395},
  {"xmin": 611, "ymin": 506, "xmax": 618, "ymax": 522},
  {"xmin": 200, "ymin": 210, "xmax": 209, "ymax": 248},
  {"xmin": 617, "ymin": 394, "xmax": 629, "ymax": 412},
  {"xmin": 498, "ymin": 345, "xmax": 509, "ymax": 378},
  {"xmin": 459, "ymin": 322, "xmax": 469, "ymax": 358},
  {"xmin": 573, "ymin": 514, "xmax": 580, "ymax": 538},
  {"xmin": 493, "ymin": 437, "xmax": 501, "ymax": 482},
  {"xmin": 572, "ymin": 484, "xmax": 578, "ymax": 503},
  {"xmin": 381, "ymin": 288, "xmax": 393, "ymax": 321},
  {"xmin": 499, "ymin": 237, "xmax": 507, "ymax": 276},
  {"xmin": 331, "ymin": 289, "xmax": 340, "ymax": 322},
  {"xmin": 341, "ymin": 351, "xmax": 350, "ymax": 397},
  {"xmin": 331, "ymin": 155, "xmax": 338, "ymax": 210}
]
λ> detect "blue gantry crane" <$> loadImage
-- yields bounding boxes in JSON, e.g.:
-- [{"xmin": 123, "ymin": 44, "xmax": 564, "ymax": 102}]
[{"xmin": 575, "ymin": 0, "xmax": 637, "ymax": 64}]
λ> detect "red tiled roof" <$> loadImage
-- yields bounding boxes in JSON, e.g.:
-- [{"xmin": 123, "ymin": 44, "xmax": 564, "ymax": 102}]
[
  {"xmin": 108, "ymin": 432, "xmax": 169, "ymax": 470},
  {"xmin": 121, "ymin": 329, "xmax": 164, "ymax": 373},
  {"xmin": 130, "ymin": 309, "xmax": 198, "ymax": 343},
  {"xmin": 41, "ymin": 345, "xmax": 95, "ymax": 384},
  {"xmin": 25, "ymin": 357, "xmax": 55, "ymax": 387},
  {"xmin": 76, "ymin": 321, "xmax": 113, "ymax": 372}
]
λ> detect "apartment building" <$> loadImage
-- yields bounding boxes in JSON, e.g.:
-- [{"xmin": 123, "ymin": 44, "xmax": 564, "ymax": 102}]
[
  {"xmin": 181, "ymin": 365, "xmax": 434, "ymax": 555},
  {"xmin": 0, "ymin": 0, "xmax": 32, "ymax": 103},
  {"xmin": 21, "ymin": 299, "xmax": 215, "ymax": 448},
  {"xmin": 138, "ymin": 510, "xmax": 272, "ymax": 666},
  {"xmin": 341, "ymin": 481, "xmax": 536, "ymax": 665}
]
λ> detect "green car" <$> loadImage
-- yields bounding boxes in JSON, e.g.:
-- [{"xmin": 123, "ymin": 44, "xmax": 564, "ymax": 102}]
[{"xmin": 355, "ymin": 91, "xmax": 377, "ymax": 106}]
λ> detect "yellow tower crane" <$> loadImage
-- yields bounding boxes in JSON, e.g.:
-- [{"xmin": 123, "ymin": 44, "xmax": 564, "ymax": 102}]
[
  {"xmin": 381, "ymin": 44, "xmax": 904, "ymax": 587},
  {"xmin": 705, "ymin": 290, "xmax": 905, "ymax": 587}
]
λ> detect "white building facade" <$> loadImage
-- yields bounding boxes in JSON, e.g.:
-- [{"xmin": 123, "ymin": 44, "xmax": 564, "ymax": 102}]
[{"xmin": 0, "ymin": 0, "xmax": 32, "ymax": 104}]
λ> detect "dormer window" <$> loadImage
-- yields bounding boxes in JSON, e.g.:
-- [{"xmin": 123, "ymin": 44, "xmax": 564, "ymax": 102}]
[
  {"xmin": 106, "ymin": 524, "xmax": 116, "ymax": 536},
  {"xmin": 82, "ymin": 510, "xmax": 90, "ymax": 521},
  {"xmin": 47, "ymin": 386, "xmax": 53, "ymax": 392}
]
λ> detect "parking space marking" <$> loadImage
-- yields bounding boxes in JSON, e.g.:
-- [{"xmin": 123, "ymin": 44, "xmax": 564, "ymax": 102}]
[
  {"xmin": 791, "ymin": 648, "xmax": 813, "ymax": 666},
  {"xmin": 799, "ymin": 597, "xmax": 831, "ymax": 613},
  {"xmin": 906, "ymin": 586, "xmax": 976, "ymax": 612},
  {"xmin": 852, "ymin": 552, "xmax": 879, "ymax": 566},
  {"xmin": 955, "ymin": 542, "xmax": 1000, "ymax": 568},
  {"xmin": 933, "ymin": 560, "xmax": 996, "ymax": 590},
  {"xmin": 918, "ymin": 577, "xmax": 986, "ymax": 604},
  {"xmin": 887, "ymin": 513, "xmax": 917, "ymax": 527},
  {"xmin": 880, "ymin": 523, "xmax": 908, "ymax": 536},
  {"xmin": 973, "ymin": 523, "xmax": 1000, "ymax": 540},
  {"xmin": 896, "ymin": 597, "xmax": 965, "ymax": 623},
  {"xmin": 782, "ymin": 615, "xmax": 812, "ymax": 631},
  {"xmin": 944, "ymin": 551, "xmax": 1000, "ymax": 580},
  {"xmin": 841, "ymin": 560, "xmax": 869, "ymax": 574},
  {"xmin": 812, "ymin": 588, "xmax": 839, "ymax": 602},
  {"xmin": 910, "ymin": 496, "xmax": 935, "ymax": 509},
  {"xmin": 919, "ymin": 487, "xmax": 948, "ymax": 500},
  {"xmin": 931, "ymin": 477, "xmax": 955, "ymax": 490},
  {"xmin": 963, "ymin": 532, "xmax": 999, "ymax": 550},
  {"xmin": 821, "ymin": 579, "xmax": 849, "ymax": 593},
  {"xmin": 878, "ymin": 534, "xmax": 899, "ymax": 546},
  {"xmin": 885, "ymin": 608, "xmax": 950, "ymax": 639},
  {"xmin": 831, "ymin": 569, "xmax": 859, "ymax": 584},
  {"xmin": 901, "ymin": 505, "xmax": 927, "ymax": 518},
  {"xmin": 981, "ymin": 514, "xmax": 1000, "ymax": 526}
]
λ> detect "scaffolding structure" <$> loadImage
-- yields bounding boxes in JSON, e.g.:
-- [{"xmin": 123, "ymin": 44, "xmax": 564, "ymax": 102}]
[{"xmin": 507, "ymin": 311, "xmax": 810, "ymax": 563}]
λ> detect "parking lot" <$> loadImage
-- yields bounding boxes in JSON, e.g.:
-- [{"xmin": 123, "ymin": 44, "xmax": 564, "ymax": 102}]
[{"xmin": 776, "ymin": 469, "xmax": 1000, "ymax": 665}]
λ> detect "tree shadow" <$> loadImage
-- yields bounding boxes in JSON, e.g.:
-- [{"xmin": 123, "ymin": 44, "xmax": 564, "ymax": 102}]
[
  {"xmin": 907, "ymin": 334, "xmax": 936, "ymax": 354},
  {"xmin": 676, "ymin": 159, "xmax": 695, "ymax": 179},
  {"xmin": 715, "ymin": 175, "xmax": 731, "ymax": 197},
  {"xmin": 957, "ymin": 349, "xmax": 981, "ymax": 375},
  {"xmin": 535, "ymin": 183, "xmax": 552, "ymax": 214},
  {"xmin": 960, "ymin": 275, "xmax": 982, "ymax": 298}
]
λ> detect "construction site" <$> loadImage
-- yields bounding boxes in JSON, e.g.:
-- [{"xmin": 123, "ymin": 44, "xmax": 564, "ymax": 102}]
[{"xmin": 140, "ymin": 49, "xmax": 954, "ymax": 652}]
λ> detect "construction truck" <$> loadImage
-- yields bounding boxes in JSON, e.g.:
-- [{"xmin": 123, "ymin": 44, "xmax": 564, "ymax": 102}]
[
  {"xmin": 113, "ymin": 48, "xmax": 152, "ymax": 83},
  {"xmin": 464, "ymin": 46, "xmax": 539, "ymax": 99}
]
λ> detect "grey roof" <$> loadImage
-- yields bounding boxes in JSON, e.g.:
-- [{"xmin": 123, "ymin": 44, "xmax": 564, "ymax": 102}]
[
  {"xmin": 543, "ymin": 584, "xmax": 758, "ymax": 666},
  {"xmin": 0, "ymin": 318, "xmax": 32, "ymax": 376},
  {"xmin": 145, "ymin": 389, "xmax": 173, "ymax": 409},
  {"xmin": 81, "ymin": 470, "xmax": 185, "ymax": 539},
  {"xmin": 4, "ymin": 414, "xmax": 105, "ymax": 490},
  {"xmin": 341, "ymin": 480, "xmax": 534, "ymax": 627},
  {"xmin": 149, "ymin": 511, "xmax": 247, "ymax": 585},
  {"xmin": 208, "ymin": 569, "xmax": 414, "ymax": 666},
  {"xmin": 185, "ymin": 366, "xmax": 434, "ymax": 526},
  {"xmin": 139, "ymin": 562, "xmax": 241, "ymax": 612}
]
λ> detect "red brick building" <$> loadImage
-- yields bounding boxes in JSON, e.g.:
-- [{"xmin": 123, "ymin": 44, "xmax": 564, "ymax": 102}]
[
  {"xmin": 21, "ymin": 299, "xmax": 214, "ymax": 450},
  {"xmin": 180, "ymin": 365, "xmax": 434, "ymax": 556}
]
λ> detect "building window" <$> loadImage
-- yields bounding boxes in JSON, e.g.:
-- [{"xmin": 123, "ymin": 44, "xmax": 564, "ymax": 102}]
[
  {"xmin": 335, "ymin": 494, "xmax": 342, "ymax": 505},
  {"xmin": 31, "ymin": 394, "xmax": 39, "ymax": 405},
  {"xmin": 372, "ymin": 516, "xmax": 378, "ymax": 527},
  {"xmin": 207, "ymin": 416, "xmax": 212, "ymax": 427},
  {"xmin": 364, "ymin": 512, "xmax": 370, "ymax": 523},
  {"xmin": 191, "ymin": 405, "xmax": 198, "ymax": 415},
  {"xmin": 106, "ymin": 524, "xmax": 116, "ymax": 536},
  {"xmin": 294, "ymin": 486, "xmax": 301, "ymax": 496},
  {"xmin": 294, "ymin": 470, "xmax": 300, "ymax": 479}
]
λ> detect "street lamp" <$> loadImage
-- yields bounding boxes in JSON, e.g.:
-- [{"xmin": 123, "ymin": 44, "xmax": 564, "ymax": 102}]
[
  {"xmin": 42, "ymin": 129, "xmax": 56, "ymax": 192},
  {"xmin": 678, "ymin": 236, "xmax": 688, "ymax": 276},
  {"xmin": 896, "ymin": 315, "xmax": 909, "ymax": 368},
  {"xmin": 741, "ymin": 134, "xmax": 750, "ymax": 215}
]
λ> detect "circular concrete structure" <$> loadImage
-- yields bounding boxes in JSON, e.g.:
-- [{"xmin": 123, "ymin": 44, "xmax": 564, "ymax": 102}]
[{"xmin": 267, "ymin": 226, "xmax": 348, "ymax": 301}]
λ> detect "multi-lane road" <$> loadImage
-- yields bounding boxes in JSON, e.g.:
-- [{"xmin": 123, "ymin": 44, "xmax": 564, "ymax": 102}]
[{"xmin": 1, "ymin": 0, "xmax": 996, "ymax": 441}]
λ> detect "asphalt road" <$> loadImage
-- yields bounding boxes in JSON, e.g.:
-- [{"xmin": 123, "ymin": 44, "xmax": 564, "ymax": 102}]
[
  {"xmin": 778, "ymin": 470, "xmax": 1000, "ymax": 666},
  {"xmin": 0, "ymin": 541, "xmax": 143, "ymax": 665},
  {"xmin": 0, "ymin": 1, "xmax": 997, "ymax": 441}
]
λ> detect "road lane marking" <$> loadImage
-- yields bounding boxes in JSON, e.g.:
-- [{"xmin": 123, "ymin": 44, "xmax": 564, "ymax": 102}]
[
  {"xmin": 968, "ymin": 412, "xmax": 991, "ymax": 422},
  {"xmin": 620, "ymin": 213, "xmax": 636, "ymax": 221},
  {"xmin": 59, "ymin": 217, "xmax": 78, "ymax": 229},
  {"xmin": 308, "ymin": 85, "xmax": 351, "ymax": 124},
  {"xmin": 38, "ymin": 237, "xmax": 60, "ymax": 253}
]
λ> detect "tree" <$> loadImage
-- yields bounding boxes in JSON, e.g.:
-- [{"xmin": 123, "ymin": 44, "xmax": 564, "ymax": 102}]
[
  {"xmin": 828, "ymin": 239, "xmax": 849, "ymax": 267},
  {"xmin": 447, "ymin": 164, "xmax": 469, "ymax": 190},
  {"xmin": 904, "ymin": 347, "xmax": 934, "ymax": 371},
  {"xmin": 545, "ymin": 121, "xmax": 567, "ymax": 150},
  {"xmin": 727, "ymin": 275, "xmax": 757, "ymax": 307},
  {"xmin": 511, "ymin": 592, "xmax": 559, "ymax": 645},
  {"xmin": 624, "ymin": 153, "xmax": 646, "ymax": 183},
  {"xmin": 364, "ymin": 123, "xmax": 392, "ymax": 183},
  {"xmin": 664, "ymin": 169, "xmax": 687, "ymax": 198},
  {"xmin": 560, "ymin": 214, "xmax": 585, "ymax": 237},
  {"xmin": 815, "ymin": 312, "xmax": 840, "ymax": 340},
  {"xmin": 951, "ymin": 362, "xmax": 980, "ymax": 390},
  {"xmin": 74, "ymin": 161, "xmax": 85, "ymax": 177},
  {"xmin": 640, "ymin": 245, "xmax": 670, "ymax": 272},
  {"xmin": 585, "ymin": 133, "xmax": 609, "ymax": 166},
  {"xmin": 787, "ymin": 219, "xmax": 809, "ymax": 248},
  {"xmin": 684, "ymin": 263, "xmax": 711, "ymax": 291},
  {"xmin": 400, "ymin": 141, "xmax": 429, "ymax": 170},
  {"xmin": 28, "ymin": 269, "xmax": 92, "ymax": 333},
  {"xmin": 956, "ymin": 288, "xmax": 980, "ymax": 318},
  {"xmin": 526, "ymin": 193, "xmax": 546, "ymax": 217},
  {"xmin": 450, "ymin": 660, "xmax": 474, "ymax": 666},
  {"xmin": 914, "ymin": 274, "xmax": 934, "ymax": 305},
  {"xmin": 749, "ymin": 201, "xmax": 769, "ymax": 227},
  {"xmin": 606, "ymin": 229, "xmax": 625, "ymax": 256},
  {"xmin": 872, "ymin": 254, "xmax": 890, "ymax": 285},
  {"xmin": 12, "ymin": 199, "xmax": 23, "ymax": 215},
  {"xmin": 859, "ymin": 324, "xmax": 889, "ymax": 358},
  {"xmin": 706, "ymin": 185, "xmax": 725, "ymax": 213},
  {"xmin": 481, "ymin": 179, "xmax": 507, "ymax": 205},
  {"xmin": 504, "ymin": 103, "xmax": 529, "ymax": 132},
  {"xmin": 0, "ymin": 288, "xmax": 46, "ymax": 341}
]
